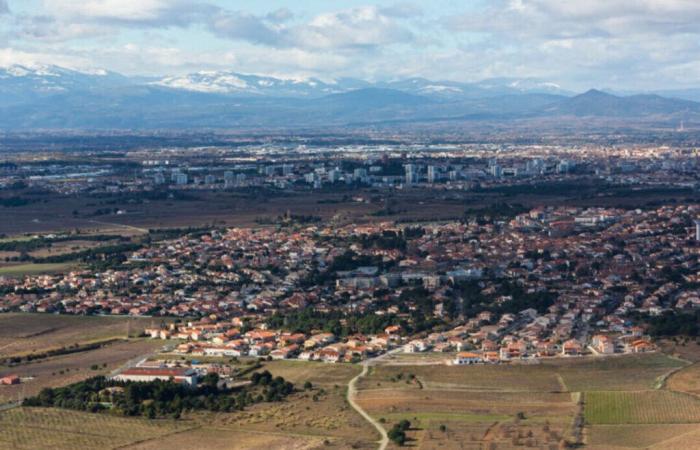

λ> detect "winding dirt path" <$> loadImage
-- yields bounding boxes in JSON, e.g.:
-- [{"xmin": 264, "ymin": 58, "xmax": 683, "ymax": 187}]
[{"xmin": 347, "ymin": 362, "xmax": 389, "ymax": 450}]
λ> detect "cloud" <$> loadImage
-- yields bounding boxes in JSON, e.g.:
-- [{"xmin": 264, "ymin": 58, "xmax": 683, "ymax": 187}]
[
  {"xmin": 0, "ymin": 0, "xmax": 9, "ymax": 14},
  {"xmin": 448, "ymin": 0, "xmax": 700, "ymax": 38},
  {"xmin": 208, "ymin": 6, "xmax": 414, "ymax": 50},
  {"xmin": 440, "ymin": 0, "xmax": 700, "ymax": 89},
  {"xmin": 40, "ymin": 0, "xmax": 216, "ymax": 27}
]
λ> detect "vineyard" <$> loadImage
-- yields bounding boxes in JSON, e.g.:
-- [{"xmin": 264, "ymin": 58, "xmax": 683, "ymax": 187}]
[
  {"xmin": 0, "ymin": 407, "xmax": 193, "ymax": 450},
  {"xmin": 585, "ymin": 390, "xmax": 700, "ymax": 424}
]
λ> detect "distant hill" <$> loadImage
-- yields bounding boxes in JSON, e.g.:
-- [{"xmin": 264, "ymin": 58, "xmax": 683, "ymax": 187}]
[
  {"xmin": 0, "ymin": 65, "xmax": 699, "ymax": 129},
  {"xmin": 542, "ymin": 89, "xmax": 700, "ymax": 117}
]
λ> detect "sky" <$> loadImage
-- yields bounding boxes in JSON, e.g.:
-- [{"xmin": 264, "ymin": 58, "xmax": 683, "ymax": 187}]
[{"xmin": 1, "ymin": 0, "xmax": 700, "ymax": 90}]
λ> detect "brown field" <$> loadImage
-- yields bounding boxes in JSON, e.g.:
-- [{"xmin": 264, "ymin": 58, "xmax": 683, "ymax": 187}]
[
  {"xmin": 355, "ymin": 353, "xmax": 692, "ymax": 449},
  {"xmin": 0, "ymin": 339, "xmax": 164, "ymax": 403},
  {"xmin": 585, "ymin": 424, "xmax": 700, "ymax": 449},
  {"xmin": 667, "ymin": 362, "xmax": 700, "ymax": 397},
  {"xmin": 124, "ymin": 427, "xmax": 326, "ymax": 450},
  {"xmin": 0, "ymin": 407, "xmax": 194, "ymax": 450},
  {"xmin": 361, "ymin": 363, "xmax": 563, "ymax": 392},
  {"xmin": 549, "ymin": 353, "xmax": 685, "ymax": 391},
  {"xmin": 0, "ymin": 313, "xmax": 163, "ymax": 359},
  {"xmin": 657, "ymin": 339, "xmax": 700, "ymax": 363},
  {"xmin": 3, "ymin": 183, "xmax": 696, "ymax": 236},
  {"xmin": 195, "ymin": 360, "xmax": 377, "ymax": 449},
  {"xmin": 0, "ymin": 360, "xmax": 378, "ymax": 450},
  {"xmin": 357, "ymin": 361, "xmax": 582, "ymax": 449},
  {"xmin": 260, "ymin": 360, "xmax": 361, "ymax": 387}
]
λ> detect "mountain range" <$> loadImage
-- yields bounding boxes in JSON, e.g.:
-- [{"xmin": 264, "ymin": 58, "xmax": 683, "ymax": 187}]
[{"xmin": 1, "ymin": 65, "xmax": 699, "ymax": 130}]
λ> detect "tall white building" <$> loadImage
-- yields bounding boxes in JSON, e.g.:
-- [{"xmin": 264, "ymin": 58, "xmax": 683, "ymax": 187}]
[{"xmin": 427, "ymin": 165, "xmax": 438, "ymax": 183}]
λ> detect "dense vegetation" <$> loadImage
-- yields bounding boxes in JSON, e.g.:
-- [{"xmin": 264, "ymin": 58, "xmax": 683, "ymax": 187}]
[
  {"xmin": 266, "ymin": 309, "xmax": 399, "ymax": 336},
  {"xmin": 23, "ymin": 371, "xmax": 294, "ymax": 419},
  {"xmin": 641, "ymin": 311, "xmax": 700, "ymax": 337}
]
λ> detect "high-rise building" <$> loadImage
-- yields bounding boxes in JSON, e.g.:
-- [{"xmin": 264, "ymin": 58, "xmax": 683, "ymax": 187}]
[
  {"xmin": 175, "ymin": 173, "xmax": 188, "ymax": 185},
  {"xmin": 695, "ymin": 220, "xmax": 700, "ymax": 241},
  {"xmin": 427, "ymin": 165, "xmax": 438, "ymax": 183},
  {"xmin": 404, "ymin": 164, "xmax": 417, "ymax": 185}
]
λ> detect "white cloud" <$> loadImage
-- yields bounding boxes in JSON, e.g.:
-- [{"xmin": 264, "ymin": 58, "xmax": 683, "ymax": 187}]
[{"xmin": 209, "ymin": 6, "xmax": 414, "ymax": 50}]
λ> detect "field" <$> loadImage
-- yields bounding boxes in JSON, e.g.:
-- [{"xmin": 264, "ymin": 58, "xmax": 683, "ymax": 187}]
[
  {"xmin": 0, "ymin": 313, "xmax": 160, "ymax": 358},
  {"xmin": 3, "ymin": 180, "xmax": 698, "ymax": 236},
  {"xmin": 585, "ymin": 391, "xmax": 700, "ymax": 424},
  {"xmin": 357, "ymin": 363, "xmax": 578, "ymax": 448},
  {"xmin": 0, "ymin": 407, "xmax": 194, "ymax": 450},
  {"xmin": 667, "ymin": 362, "xmax": 700, "ymax": 396},
  {"xmin": 195, "ymin": 360, "xmax": 378, "ymax": 449},
  {"xmin": 351, "ymin": 353, "xmax": 697, "ymax": 449},
  {"xmin": 0, "ymin": 339, "xmax": 164, "ymax": 403},
  {"xmin": 0, "ymin": 359, "xmax": 378, "ymax": 450},
  {"xmin": 0, "ymin": 262, "xmax": 78, "ymax": 277}
]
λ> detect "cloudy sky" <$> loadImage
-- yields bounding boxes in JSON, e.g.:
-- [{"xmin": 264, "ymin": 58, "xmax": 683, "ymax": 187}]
[{"xmin": 1, "ymin": 0, "xmax": 700, "ymax": 90}]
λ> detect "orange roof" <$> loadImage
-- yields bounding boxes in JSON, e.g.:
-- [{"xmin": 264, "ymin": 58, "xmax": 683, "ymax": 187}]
[{"xmin": 456, "ymin": 352, "xmax": 481, "ymax": 359}]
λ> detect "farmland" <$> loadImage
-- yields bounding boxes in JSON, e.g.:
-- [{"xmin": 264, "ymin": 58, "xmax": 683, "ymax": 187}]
[
  {"xmin": 0, "ymin": 359, "xmax": 378, "ymax": 450},
  {"xmin": 585, "ymin": 390, "xmax": 700, "ymax": 424},
  {"xmin": 351, "ymin": 353, "xmax": 698, "ymax": 449},
  {"xmin": 0, "ymin": 407, "xmax": 194, "ymax": 450},
  {"xmin": 0, "ymin": 339, "xmax": 164, "ymax": 403},
  {"xmin": 0, "ymin": 262, "xmax": 78, "ymax": 277},
  {"xmin": 0, "ymin": 313, "xmax": 160, "ymax": 359}
]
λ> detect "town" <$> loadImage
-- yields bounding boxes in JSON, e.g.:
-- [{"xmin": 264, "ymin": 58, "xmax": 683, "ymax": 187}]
[{"xmin": 3, "ymin": 201, "xmax": 697, "ymax": 373}]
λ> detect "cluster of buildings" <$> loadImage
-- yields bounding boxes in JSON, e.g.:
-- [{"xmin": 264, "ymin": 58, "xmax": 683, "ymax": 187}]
[
  {"xmin": 146, "ymin": 319, "xmax": 401, "ymax": 363},
  {"xmin": 3, "ymin": 143, "xmax": 699, "ymax": 197},
  {"xmin": 1, "ymin": 199, "xmax": 698, "ymax": 364}
]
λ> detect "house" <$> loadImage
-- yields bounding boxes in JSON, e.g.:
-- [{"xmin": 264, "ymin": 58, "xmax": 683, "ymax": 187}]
[
  {"xmin": 404, "ymin": 339, "xmax": 430, "ymax": 353},
  {"xmin": 452, "ymin": 352, "xmax": 482, "ymax": 365},
  {"xmin": 591, "ymin": 335, "xmax": 615, "ymax": 354},
  {"xmin": 112, "ymin": 367, "xmax": 197, "ymax": 386},
  {"xmin": 384, "ymin": 325, "xmax": 401, "ymax": 335},
  {"xmin": 0, "ymin": 375, "xmax": 20, "ymax": 385},
  {"xmin": 561, "ymin": 339, "xmax": 582, "ymax": 356},
  {"xmin": 630, "ymin": 339, "xmax": 653, "ymax": 353}
]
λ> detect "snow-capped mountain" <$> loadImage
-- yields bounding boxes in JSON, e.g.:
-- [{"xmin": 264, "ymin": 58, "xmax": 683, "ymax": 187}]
[
  {"xmin": 0, "ymin": 64, "xmax": 698, "ymax": 129},
  {"xmin": 152, "ymin": 71, "xmax": 347, "ymax": 97},
  {"xmin": 0, "ymin": 64, "xmax": 131, "ymax": 105}
]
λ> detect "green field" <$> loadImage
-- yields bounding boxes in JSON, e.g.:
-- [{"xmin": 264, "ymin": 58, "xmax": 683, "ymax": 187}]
[
  {"xmin": 585, "ymin": 390, "xmax": 700, "ymax": 424},
  {"xmin": 554, "ymin": 354, "xmax": 685, "ymax": 391},
  {"xmin": 0, "ymin": 262, "xmax": 78, "ymax": 277}
]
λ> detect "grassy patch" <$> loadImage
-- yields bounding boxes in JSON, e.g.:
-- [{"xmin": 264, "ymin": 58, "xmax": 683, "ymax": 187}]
[{"xmin": 0, "ymin": 262, "xmax": 77, "ymax": 277}]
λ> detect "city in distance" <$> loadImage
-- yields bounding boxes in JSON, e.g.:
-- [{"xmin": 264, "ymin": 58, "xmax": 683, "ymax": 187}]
[{"xmin": 1, "ymin": 1, "xmax": 700, "ymax": 450}]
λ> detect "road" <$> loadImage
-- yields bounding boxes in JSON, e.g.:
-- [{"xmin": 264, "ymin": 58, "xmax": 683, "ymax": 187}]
[{"xmin": 346, "ymin": 348, "xmax": 403, "ymax": 450}]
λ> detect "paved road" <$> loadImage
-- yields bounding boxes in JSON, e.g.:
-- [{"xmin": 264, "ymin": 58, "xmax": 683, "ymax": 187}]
[{"xmin": 346, "ymin": 348, "xmax": 403, "ymax": 450}]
